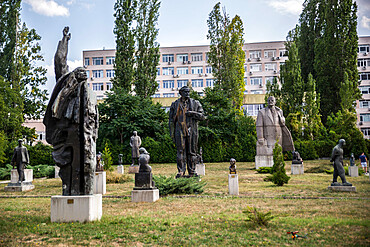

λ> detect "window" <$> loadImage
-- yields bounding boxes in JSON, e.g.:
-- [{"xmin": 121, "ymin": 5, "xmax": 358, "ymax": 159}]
[
  {"xmin": 191, "ymin": 66, "xmax": 203, "ymax": 74},
  {"xmin": 106, "ymin": 70, "xmax": 115, "ymax": 78},
  {"xmin": 244, "ymin": 64, "xmax": 248, "ymax": 72},
  {"xmin": 358, "ymin": 45, "xmax": 369, "ymax": 53},
  {"xmin": 244, "ymin": 104, "xmax": 264, "ymax": 116},
  {"xmin": 265, "ymin": 76, "xmax": 277, "ymax": 84},
  {"xmin": 250, "ymin": 90, "xmax": 263, "ymax": 94},
  {"xmin": 163, "ymin": 80, "xmax": 174, "ymax": 89},
  {"xmin": 177, "ymin": 80, "xmax": 188, "ymax": 88},
  {"xmin": 191, "ymin": 53, "xmax": 203, "ymax": 62},
  {"xmin": 177, "ymin": 67, "xmax": 188, "ymax": 75},
  {"xmin": 86, "ymin": 71, "xmax": 90, "ymax": 78},
  {"xmin": 360, "ymin": 113, "xmax": 370, "ymax": 122},
  {"xmin": 163, "ymin": 93, "xmax": 175, "ymax": 98},
  {"xmin": 106, "ymin": 83, "xmax": 113, "ymax": 90},
  {"xmin": 198, "ymin": 92, "xmax": 204, "ymax": 96},
  {"xmin": 92, "ymin": 57, "xmax": 104, "ymax": 65},
  {"xmin": 192, "ymin": 79, "xmax": 203, "ymax": 87},
  {"xmin": 163, "ymin": 54, "xmax": 174, "ymax": 63},
  {"xmin": 162, "ymin": 67, "xmax": 174, "ymax": 75},
  {"xmin": 249, "ymin": 50, "xmax": 261, "ymax": 58},
  {"xmin": 360, "ymin": 100, "xmax": 370, "ymax": 108},
  {"xmin": 361, "ymin": 128, "xmax": 370, "ymax": 137},
  {"xmin": 250, "ymin": 77, "xmax": 262, "ymax": 85},
  {"xmin": 360, "ymin": 72, "xmax": 370, "ymax": 80},
  {"xmin": 279, "ymin": 50, "xmax": 288, "ymax": 57},
  {"xmin": 106, "ymin": 56, "xmax": 115, "ymax": 65},
  {"xmin": 250, "ymin": 63, "xmax": 262, "ymax": 72},
  {"xmin": 206, "ymin": 79, "xmax": 214, "ymax": 87},
  {"xmin": 244, "ymin": 78, "xmax": 248, "ymax": 85},
  {"xmin": 157, "ymin": 67, "xmax": 160, "ymax": 75},
  {"xmin": 206, "ymin": 66, "xmax": 212, "ymax": 74},
  {"xmin": 92, "ymin": 83, "xmax": 104, "ymax": 91},
  {"xmin": 265, "ymin": 63, "xmax": 277, "ymax": 71},
  {"xmin": 206, "ymin": 52, "xmax": 209, "ymax": 61},
  {"xmin": 360, "ymin": 86, "xmax": 370, "ymax": 94},
  {"xmin": 264, "ymin": 50, "xmax": 276, "ymax": 58},
  {"xmin": 92, "ymin": 70, "xmax": 103, "ymax": 78},
  {"xmin": 358, "ymin": 59, "xmax": 370, "ymax": 67},
  {"xmin": 84, "ymin": 58, "xmax": 90, "ymax": 66},
  {"xmin": 152, "ymin": 94, "xmax": 160, "ymax": 98},
  {"xmin": 177, "ymin": 54, "xmax": 188, "ymax": 62}
]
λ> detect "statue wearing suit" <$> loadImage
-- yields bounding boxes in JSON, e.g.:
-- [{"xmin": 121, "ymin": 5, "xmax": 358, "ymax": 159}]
[
  {"xmin": 11, "ymin": 139, "xmax": 29, "ymax": 183},
  {"xmin": 255, "ymin": 96, "xmax": 294, "ymax": 168}
]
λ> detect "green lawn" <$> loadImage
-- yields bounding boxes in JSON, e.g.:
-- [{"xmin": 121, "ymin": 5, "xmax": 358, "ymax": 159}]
[{"xmin": 0, "ymin": 160, "xmax": 369, "ymax": 246}]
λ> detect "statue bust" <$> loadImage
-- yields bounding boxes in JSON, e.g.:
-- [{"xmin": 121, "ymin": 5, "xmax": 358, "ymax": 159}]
[{"xmin": 229, "ymin": 158, "xmax": 237, "ymax": 174}]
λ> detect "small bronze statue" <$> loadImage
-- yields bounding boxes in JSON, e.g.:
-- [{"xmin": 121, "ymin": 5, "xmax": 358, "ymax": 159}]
[
  {"xmin": 118, "ymin": 154, "xmax": 123, "ymax": 166},
  {"xmin": 134, "ymin": 147, "xmax": 155, "ymax": 189},
  {"xmin": 138, "ymin": 147, "xmax": 152, "ymax": 173},
  {"xmin": 330, "ymin": 139, "xmax": 352, "ymax": 186},
  {"xmin": 229, "ymin": 158, "xmax": 237, "ymax": 174},
  {"xmin": 349, "ymin": 153, "xmax": 355, "ymax": 166},
  {"xmin": 292, "ymin": 151, "xmax": 303, "ymax": 164},
  {"xmin": 96, "ymin": 152, "xmax": 104, "ymax": 172},
  {"xmin": 11, "ymin": 139, "xmax": 30, "ymax": 183},
  {"xmin": 130, "ymin": 131, "xmax": 141, "ymax": 166}
]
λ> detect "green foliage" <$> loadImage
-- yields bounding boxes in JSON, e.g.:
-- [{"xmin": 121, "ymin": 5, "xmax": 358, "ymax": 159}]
[
  {"xmin": 0, "ymin": 164, "xmax": 12, "ymax": 180},
  {"xmin": 0, "ymin": 132, "xmax": 8, "ymax": 165},
  {"xmin": 324, "ymin": 166, "xmax": 364, "ymax": 176},
  {"xmin": 256, "ymin": 167, "xmax": 272, "ymax": 174},
  {"xmin": 153, "ymin": 175, "xmax": 206, "ymax": 196},
  {"xmin": 267, "ymin": 142, "xmax": 290, "ymax": 186},
  {"xmin": 106, "ymin": 171, "xmax": 132, "ymax": 184},
  {"xmin": 27, "ymin": 142, "xmax": 53, "ymax": 166},
  {"xmin": 29, "ymin": 165, "xmax": 54, "ymax": 178},
  {"xmin": 102, "ymin": 142, "xmax": 114, "ymax": 171},
  {"xmin": 243, "ymin": 206, "xmax": 274, "ymax": 226}
]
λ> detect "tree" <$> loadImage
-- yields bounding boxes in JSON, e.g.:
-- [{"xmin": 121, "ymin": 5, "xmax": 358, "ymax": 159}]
[
  {"xmin": 206, "ymin": 2, "xmax": 245, "ymax": 110},
  {"xmin": 270, "ymin": 142, "xmax": 290, "ymax": 186},
  {"xmin": 113, "ymin": 0, "xmax": 137, "ymax": 92},
  {"xmin": 134, "ymin": 0, "xmax": 160, "ymax": 98},
  {"xmin": 102, "ymin": 142, "xmax": 113, "ymax": 171}
]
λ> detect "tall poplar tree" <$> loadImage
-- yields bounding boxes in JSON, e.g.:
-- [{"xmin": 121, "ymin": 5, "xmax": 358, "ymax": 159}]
[
  {"xmin": 113, "ymin": 0, "xmax": 137, "ymax": 92},
  {"xmin": 207, "ymin": 2, "xmax": 245, "ymax": 110},
  {"xmin": 134, "ymin": 0, "xmax": 160, "ymax": 98}
]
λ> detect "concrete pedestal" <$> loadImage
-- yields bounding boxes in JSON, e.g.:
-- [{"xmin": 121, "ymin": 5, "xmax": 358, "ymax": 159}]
[
  {"xmin": 195, "ymin": 163, "xmax": 205, "ymax": 176},
  {"xmin": 228, "ymin": 174, "xmax": 239, "ymax": 196},
  {"xmin": 255, "ymin": 155, "xmax": 273, "ymax": 169},
  {"xmin": 131, "ymin": 189, "xmax": 159, "ymax": 202},
  {"xmin": 50, "ymin": 195, "xmax": 102, "ymax": 222},
  {"xmin": 117, "ymin": 165, "xmax": 124, "ymax": 174},
  {"xmin": 55, "ymin": 166, "xmax": 60, "ymax": 178},
  {"xmin": 128, "ymin": 165, "xmax": 139, "ymax": 174},
  {"xmin": 291, "ymin": 164, "xmax": 304, "ymax": 175},
  {"xmin": 94, "ymin": 172, "xmax": 106, "ymax": 195},
  {"xmin": 348, "ymin": 166, "xmax": 358, "ymax": 177},
  {"xmin": 328, "ymin": 186, "xmax": 356, "ymax": 192},
  {"xmin": 4, "ymin": 169, "xmax": 35, "ymax": 192}
]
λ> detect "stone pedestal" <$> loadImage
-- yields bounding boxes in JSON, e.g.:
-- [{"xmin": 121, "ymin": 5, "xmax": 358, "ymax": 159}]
[
  {"xmin": 55, "ymin": 166, "xmax": 60, "ymax": 178},
  {"xmin": 195, "ymin": 163, "xmax": 205, "ymax": 176},
  {"xmin": 255, "ymin": 155, "xmax": 273, "ymax": 169},
  {"xmin": 228, "ymin": 174, "xmax": 239, "ymax": 196},
  {"xmin": 348, "ymin": 166, "xmax": 358, "ymax": 177},
  {"xmin": 327, "ymin": 186, "xmax": 356, "ymax": 192},
  {"xmin": 128, "ymin": 165, "xmax": 139, "ymax": 174},
  {"xmin": 94, "ymin": 172, "xmax": 106, "ymax": 195},
  {"xmin": 50, "ymin": 194, "xmax": 102, "ymax": 222},
  {"xmin": 4, "ymin": 169, "xmax": 35, "ymax": 192},
  {"xmin": 117, "ymin": 165, "xmax": 124, "ymax": 174},
  {"xmin": 291, "ymin": 164, "xmax": 304, "ymax": 175},
  {"xmin": 131, "ymin": 189, "xmax": 159, "ymax": 202}
]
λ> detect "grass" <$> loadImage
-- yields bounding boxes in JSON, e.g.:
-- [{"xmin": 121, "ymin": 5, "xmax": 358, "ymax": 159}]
[{"xmin": 0, "ymin": 160, "xmax": 369, "ymax": 246}]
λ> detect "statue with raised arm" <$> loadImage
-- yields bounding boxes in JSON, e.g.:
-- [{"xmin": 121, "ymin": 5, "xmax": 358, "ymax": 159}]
[
  {"xmin": 44, "ymin": 27, "xmax": 98, "ymax": 196},
  {"xmin": 169, "ymin": 86, "xmax": 205, "ymax": 177},
  {"xmin": 330, "ymin": 139, "xmax": 352, "ymax": 186}
]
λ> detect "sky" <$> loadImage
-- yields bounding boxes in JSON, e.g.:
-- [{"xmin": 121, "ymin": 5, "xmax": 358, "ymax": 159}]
[{"xmin": 20, "ymin": 0, "xmax": 370, "ymax": 94}]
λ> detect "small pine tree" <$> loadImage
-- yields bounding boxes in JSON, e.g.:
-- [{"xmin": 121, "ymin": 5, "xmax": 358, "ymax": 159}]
[
  {"xmin": 102, "ymin": 142, "xmax": 113, "ymax": 171},
  {"xmin": 270, "ymin": 142, "xmax": 290, "ymax": 186}
]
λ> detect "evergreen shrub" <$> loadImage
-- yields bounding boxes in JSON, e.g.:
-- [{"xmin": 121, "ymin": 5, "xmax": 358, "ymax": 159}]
[
  {"xmin": 153, "ymin": 175, "xmax": 206, "ymax": 196},
  {"xmin": 256, "ymin": 167, "xmax": 272, "ymax": 174},
  {"xmin": 29, "ymin": 165, "xmax": 54, "ymax": 178}
]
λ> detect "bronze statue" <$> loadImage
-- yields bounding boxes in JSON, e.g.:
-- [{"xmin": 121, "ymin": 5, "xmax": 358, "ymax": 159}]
[
  {"xmin": 229, "ymin": 158, "xmax": 237, "ymax": 174},
  {"xmin": 11, "ymin": 139, "xmax": 29, "ymax": 183},
  {"xmin": 44, "ymin": 27, "xmax": 98, "ymax": 196},
  {"xmin": 169, "ymin": 86, "xmax": 205, "ymax": 177},
  {"xmin": 130, "ymin": 131, "xmax": 141, "ymax": 166},
  {"xmin": 330, "ymin": 139, "xmax": 352, "ymax": 186},
  {"xmin": 134, "ymin": 147, "xmax": 155, "ymax": 189},
  {"xmin": 96, "ymin": 152, "xmax": 104, "ymax": 172}
]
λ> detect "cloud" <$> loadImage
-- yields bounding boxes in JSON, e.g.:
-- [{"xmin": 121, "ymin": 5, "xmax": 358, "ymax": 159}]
[
  {"xmin": 67, "ymin": 59, "xmax": 83, "ymax": 71},
  {"xmin": 361, "ymin": 16, "xmax": 370, "ymax": 30},
  {"xmin": 24, "ymin": 0, "xmax": 69, "ymax": 17},
  {"xmin": 267, "ymin": 0, "xmax": 304, "ymax": 15}
]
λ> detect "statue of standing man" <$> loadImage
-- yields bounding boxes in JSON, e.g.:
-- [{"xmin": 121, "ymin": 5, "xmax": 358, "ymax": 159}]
[
  {"xmin": 11, "ymin": 139, "xmax": 29, "ymax": 183},
  {"xmin": 169, "ymin": 86, "xmax": 205, "ymax": 177},
  {"xmin": 330, "ymin": 139, "xmax": 352, "ymax": 186},
  {"xmin": 130, "ymin": 131, "xmax": 141, "ymax": 166}
]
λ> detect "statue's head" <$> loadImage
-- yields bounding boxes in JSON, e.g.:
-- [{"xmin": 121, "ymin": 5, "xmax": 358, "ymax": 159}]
[
  {"xmin": 139, "ymin": 147, "xmax": 149, "ymax": 155},
  {"xmin": 338, "ymin": 139, "xmax": 346, "ymax": 147},
  {"xmin": 74, "ymin": 67, "xmax": 87, "ymax": 82},
  {"xmin": 230, "ymin": 158, "xmax": 236, "ymax": 166},
  {"xmin": 133, "ymin": 131, "xmax": 137, "ymax": 136},
  {"xmin": 267, "ymin": 96, "xmax": 276, "ymax": 108},
  {"xmin": 179, "ymin": 86, "xmax": 190, "ymax": 100},
  {"xmin": 18, "ymin": 139, "xmax": 23, "ymax": 146}
]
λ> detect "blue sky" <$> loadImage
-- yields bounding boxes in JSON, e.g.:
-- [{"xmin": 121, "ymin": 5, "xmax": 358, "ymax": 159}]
[{"xmin": 21, "ymin": 0, "xmax": 370, "ymax": 93}]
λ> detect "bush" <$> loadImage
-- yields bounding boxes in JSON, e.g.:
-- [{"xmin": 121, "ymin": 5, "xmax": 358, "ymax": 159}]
[
  {"xmin": 102, "ymin": 142, "xmax": 114, "ymax": 171},
  {"xmin": 27, "ymin": 142, "xmax": 54, "ymax": 166},
  {"xmin": 0, "ymin": 164, "xmax": 12, "ymax": 180},
  {"xmin": 256, "ymin": 167, "xmax": 272, "ymax": 174},
  {"xmin": 266, "ymin": 143, "xmax": 290, "ymax": 186},
  {"xmin": 29, "ymin": 165, "xmax": 54, "ymax": 178},
  {"xmin": 153, "ymin": 175, "xmax": 206, "ymax": 196},
  {"xmin": 243, "ymin": 206, "xmax": 274, "ymax": 226},
  {"xmin": 106, "ymin": 171, "xmax": 132, "ymax": 184},
  {"xmin": 324, "ymin": 166, "xmax": 365, "ymax": 176}
]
